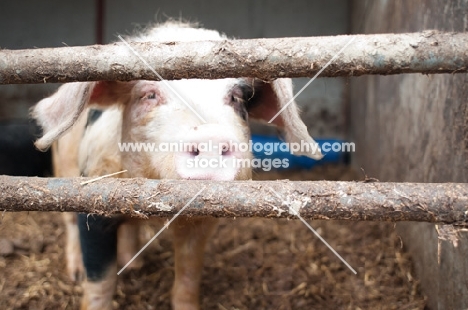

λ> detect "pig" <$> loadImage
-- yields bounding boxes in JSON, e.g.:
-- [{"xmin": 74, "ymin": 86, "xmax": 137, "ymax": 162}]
[{"xmin": 32, "ymin": 22, "xmax": 323, "ymax": 310}]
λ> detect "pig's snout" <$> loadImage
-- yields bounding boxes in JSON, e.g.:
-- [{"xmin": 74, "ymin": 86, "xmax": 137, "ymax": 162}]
[
  {"xmin": 175, "ymin": 124, "xmax": 248, "ymax": 181},
  {"xmin": 184, "ymin": 124, "xmax": 239, "ymax": 157},
  {"xmin": 187, "ymin": 139, "xmax": 232, "ymax": 157}
]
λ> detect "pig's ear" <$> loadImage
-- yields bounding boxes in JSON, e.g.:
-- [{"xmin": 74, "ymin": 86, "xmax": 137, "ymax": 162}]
[
  {"xmin": 247, "ymin": 79, "xmax": 323, "ymax": 160},
  {"xmin": 32, "ymin": 81, "xmax": 133, "ymax": 151}
]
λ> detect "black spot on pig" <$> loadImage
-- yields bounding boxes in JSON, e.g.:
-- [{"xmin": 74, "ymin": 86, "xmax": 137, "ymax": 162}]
[
  {"xmin": 85, "ymin": 109, "xmax": 103, "ymax": 128},
  {"xmin": 78, "ymin": 214, "xmax": 124, "ymax": 281}
]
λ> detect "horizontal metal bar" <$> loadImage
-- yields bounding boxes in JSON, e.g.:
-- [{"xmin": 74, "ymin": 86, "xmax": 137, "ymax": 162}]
[
  {"xmin": 2, "ymin": 176, "xmax": 467, "ymax": 224},
  {"xmin": 0, "ymin": 31, "xmax": 467, "ymax": 84}
]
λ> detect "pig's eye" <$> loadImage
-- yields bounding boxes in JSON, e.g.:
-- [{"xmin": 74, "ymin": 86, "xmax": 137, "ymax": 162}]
[
  {"xmin": 228, "ymin": 93, "xmax": 248, "ymax": 121},
  {"xmin": 231, "ymin": 95, "xmax": 240, "ymax": 103},
  {"xmin": 145, "ymin": 92, "xmax": 157, "ymax": 100},
  {"xmin": 140, "ymin": 91, "xmax": 158, "ymax": 101}
]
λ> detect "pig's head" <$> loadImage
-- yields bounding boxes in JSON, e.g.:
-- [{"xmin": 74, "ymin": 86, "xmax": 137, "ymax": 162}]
[
  {"xmin": 33, "ymin": 22, "xmax": 322, "ymax": 180},
  {"xmin": 33, "ymin": 77, "xmax": 322, "ymax": 181},
  {"xmin": 119, "ymin": 78, "xmax": 258, "ymax": 181},
  {"xmin": 32, "ymin": 23, "xmax": 322, "ymax": 182}
]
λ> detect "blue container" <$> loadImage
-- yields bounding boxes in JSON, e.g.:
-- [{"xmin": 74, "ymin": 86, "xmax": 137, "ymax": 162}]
[{"xmin": 250, "ymin": 134, "xmax": 350, "ymax": 170}]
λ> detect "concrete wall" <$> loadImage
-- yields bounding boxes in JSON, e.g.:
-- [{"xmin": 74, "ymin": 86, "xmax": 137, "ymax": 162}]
[
  {"xmin": 0, "ymin": 0, "xmax": 349, "ymax": 138},
  {"xmin": 350, "ymin": 1, "xmax": 468, "ymax": 308}
]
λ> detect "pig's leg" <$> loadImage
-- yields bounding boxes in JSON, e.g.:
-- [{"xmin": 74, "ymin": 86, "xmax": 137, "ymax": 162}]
[
  {"xmin": 171, "ymin": 217, "xmax": 217, "ymax": 310},
  {"xmin": 63, "ymin": 212, "xmax": 85, "ymax": 281},
  {"xmin": 117, "ymin": 223, "xmax": 143, "ymax": 269},
  {"xmin": 78, "ymin": 214, "xmax": 121, "ymax": 310}
]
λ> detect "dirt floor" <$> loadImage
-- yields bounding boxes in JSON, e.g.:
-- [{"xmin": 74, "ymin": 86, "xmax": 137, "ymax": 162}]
[{"xmin": 0, "ymin": 165, "xmax": 427, "ymax": 309}]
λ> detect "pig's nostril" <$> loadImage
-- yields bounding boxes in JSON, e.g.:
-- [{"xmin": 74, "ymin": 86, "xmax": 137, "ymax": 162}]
[
  {"xmin": 190, "ymin": 148, "xmax": 199, "ymax": 157},
  {"xmin": 221, "ymin": 145, "xmax": 231, "ymax": 156}
]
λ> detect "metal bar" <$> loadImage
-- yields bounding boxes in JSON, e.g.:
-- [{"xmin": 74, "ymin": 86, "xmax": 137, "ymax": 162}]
[
  {"xmin": 0, "ymin": 31, "xmax": 467, "ymax": 84},
  {"xmin": 1, "ymin": 176, "xmax": 467, "ymax": 224}
]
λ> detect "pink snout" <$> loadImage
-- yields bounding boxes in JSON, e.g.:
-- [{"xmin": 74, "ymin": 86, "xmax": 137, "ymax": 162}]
[{"xmin": 175, "ymin": 124, "xmax": 248, "ymax": 181}]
